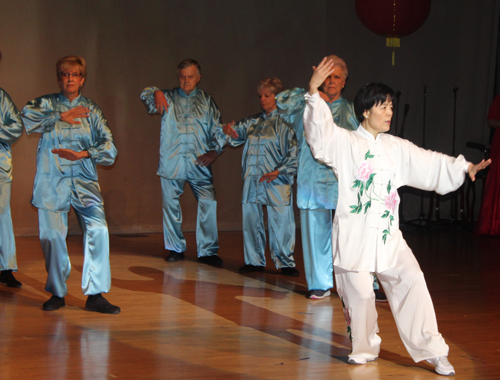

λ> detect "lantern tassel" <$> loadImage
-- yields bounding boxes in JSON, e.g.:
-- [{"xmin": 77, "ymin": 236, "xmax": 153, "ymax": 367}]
[{"xmin": 386, "ymin": 37, "xmax": 400, "ymax": 66}]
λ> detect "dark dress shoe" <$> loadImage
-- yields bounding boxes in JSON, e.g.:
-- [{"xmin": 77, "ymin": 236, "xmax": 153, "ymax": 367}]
[
  {"xmin": 43, "ymin": 296, "xmax": 66, "ymax": 311},
  {"xmin": 281, "ymin": 267, "xmax": 300, "ymax": 277},
  {"xmin": 197, "ymin": 255, "xmax": 223, "ymax": 266},
  {"xmin": 239, "ymin": 265, "xmax": 264, "ymax": 274},
  {"xmin": 85, "ymin": 294, "xmax": 121, "ymax": 314},
  {"xmin": 165, "ymin": 251, "xmax": 185, "ymax": 262},
  {"xmin": 0, "ymin": 270, "xmax": 22, "ymax": 288}
]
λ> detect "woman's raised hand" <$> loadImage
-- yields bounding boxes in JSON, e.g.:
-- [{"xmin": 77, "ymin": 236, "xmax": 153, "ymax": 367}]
[{"xmin": 309, "ymin": 57, "xmax": 335, "ymax": 95}]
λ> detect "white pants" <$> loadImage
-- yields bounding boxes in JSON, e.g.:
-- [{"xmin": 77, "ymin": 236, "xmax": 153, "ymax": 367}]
[{"xmin": 335, "ymin": 239, "xmax": 449, "ymax": 363}]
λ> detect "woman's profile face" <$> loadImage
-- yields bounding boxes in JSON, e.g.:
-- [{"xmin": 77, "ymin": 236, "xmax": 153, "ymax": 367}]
[
  {"xmin": 362, "ymin": 96, "xmax": 393, "ymax": 138},
  {"xmin": 58, "ymin": 65, "xmax": 85, "ymax": 99}
]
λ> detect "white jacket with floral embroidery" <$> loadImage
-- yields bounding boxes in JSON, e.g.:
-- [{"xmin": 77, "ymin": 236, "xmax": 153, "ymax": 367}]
[{"xmin": 303, "ymin": 92, "xmax": 470, "ymax": 272}]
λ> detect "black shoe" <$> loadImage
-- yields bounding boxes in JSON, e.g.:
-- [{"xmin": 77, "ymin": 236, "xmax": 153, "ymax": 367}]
[
  {"xmin": 239, "ymin": 265, "xmax": 264, "ymax": 274},
  {"xmin": 197, "ymin": 255, "xmax": 223, "ymax": 266},
  {"xmin": 307, "ymin": 289, "xmax": 331, "ymax": 299},
  {"xmin": 0, "ymin": 270, "xmax": 22, "ymax": 288},
  {"xmin": 85, "ymin": 294, "xmax": 121, "ymax": 314},
  {"xmin": 281, "ymin": 267, "xmax": 300, "ymax": 277},
  {"xmin": 374, "ymin": 289, "xmax": 388, "ymax": 303},
  {"xmin": 165, "ymin": 251, "xmax": 185, "ymax": 262},
  {"xmin": 43, "ymin": 296, "xmax": 65, "ymax": 311}
]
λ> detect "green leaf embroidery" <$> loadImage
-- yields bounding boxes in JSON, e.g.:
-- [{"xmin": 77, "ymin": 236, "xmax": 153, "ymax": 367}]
[
  {"xmin": 365, "ymin": 150, "xmax": 374, "ymax": 160},
  {"xmin": 381, "ymin": 210, "xmax": 390, "ymax": 218},
  {"xmin": 364, "ymin": 200, "xmax": 371, "ymax": 214},
  {"xmin": 366, "ymin": 173, "xmax": 376, "ymax": 191},
  {"xmin": 387, "ymin": 180, "xmax": 391, "ymax": 194}
]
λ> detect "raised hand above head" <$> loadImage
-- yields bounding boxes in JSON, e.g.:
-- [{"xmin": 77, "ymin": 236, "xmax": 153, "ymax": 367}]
[
  {"xmin": 223, "ymin": 121, "xmax": 238, "ymax": 139},
  {"xmin": 154, "ymin": 90, "xmax": 169, "ymax": 114},
  {"xmin": 60, "ymin": 106, "xmax": 89, "ymax": 125},
  {"xmin": 309, "ymin": 57, "xmax": 335, "ymax": 95}
]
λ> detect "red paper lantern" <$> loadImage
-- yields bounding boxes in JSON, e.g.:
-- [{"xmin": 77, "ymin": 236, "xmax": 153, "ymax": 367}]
[{"xmin": 355, "ymin": 0, "xmax": 431, "ymax": 65}]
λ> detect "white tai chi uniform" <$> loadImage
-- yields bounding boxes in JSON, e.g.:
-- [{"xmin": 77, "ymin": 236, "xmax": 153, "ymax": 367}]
[{"xmin": 303, "ymin": 92, "xmax": 470, "ymax": 362}]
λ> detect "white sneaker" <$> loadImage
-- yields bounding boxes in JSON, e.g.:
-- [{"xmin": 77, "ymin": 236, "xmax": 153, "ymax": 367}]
[
  {"xmin": 426, "ymin": 356, "xmax": 455, "ymax": 376},
  {"xmin": 347, "ymin": 356, "xmax": 377, "ymax": 365}
]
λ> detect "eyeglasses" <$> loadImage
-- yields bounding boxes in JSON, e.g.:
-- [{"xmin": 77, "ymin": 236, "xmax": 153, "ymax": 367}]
[{"xmin": 58, "ymin": 72, "xmax": 83, "ymax": 78}]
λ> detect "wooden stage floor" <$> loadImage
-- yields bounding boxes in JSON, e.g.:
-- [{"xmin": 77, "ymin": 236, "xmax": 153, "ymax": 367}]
[{"xmin": 1, "ymin": 227, "xmax": 499, "ymax": 379}]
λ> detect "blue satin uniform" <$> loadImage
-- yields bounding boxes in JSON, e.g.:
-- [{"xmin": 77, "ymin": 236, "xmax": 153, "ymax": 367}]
[
  {"xmin": 0, "ymin": 88, "xmax": 23, "ymax": 272},
  {"xmin": 276, "ymin": 88, "xmax": 358, "ymax": 290},
  {"xmin": 22, "ymin": 93, "xmax": 117, "ymax": 297},
  {"xmin": 141, "ymin": 87, "xmax": 222, "ymax": 257},
  {"xmin": 218, "ymin": 109, "xmax": 297, "ymax": 268}
]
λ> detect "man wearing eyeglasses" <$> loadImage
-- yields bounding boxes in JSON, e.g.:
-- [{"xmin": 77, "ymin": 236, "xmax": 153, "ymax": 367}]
[{"xmin": 141, "ymin": 59, "xmax": 224, "ymax": 266}]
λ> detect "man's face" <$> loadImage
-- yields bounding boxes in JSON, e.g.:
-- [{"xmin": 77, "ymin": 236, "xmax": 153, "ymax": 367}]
[
  {"xmin": 320, "ymin": 66, "xmax": 346, "ymax": 102},
  {"xmin": 178, "ymin": 65, "xmax": 201, "ymax": 95}
]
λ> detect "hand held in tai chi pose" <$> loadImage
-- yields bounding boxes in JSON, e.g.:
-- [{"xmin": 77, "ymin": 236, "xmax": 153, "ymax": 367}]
[
  {"xmin": 52, "ymin": 148, "xmax": 90, "ymax": 161},
  {"xmin": 468, "ymin": 159, "xmax": 492, "ymax": 181},
  {"xmin": 223, "ymin": 121, "xmax": 238, "ymax": 139},
  {"xmin": 259, "ymin": 170, "xmax": 279, "ymax": 183},
  {"xmin": 196, "ymin": 150, "xmax": 217, "ymax": 167},
  {"xmin": 60, "ymin": 106, "xmax": 90, "ymax": 125},
  {"xmin": 154, "ymin": 91, "xmax": 169, "ymax": 114}
]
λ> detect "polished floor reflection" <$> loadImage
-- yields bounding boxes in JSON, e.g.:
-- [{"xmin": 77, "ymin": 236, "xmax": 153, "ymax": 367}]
[{"xmin": 0, "ymin": 228, "xmax": 499, "ymax": 379}]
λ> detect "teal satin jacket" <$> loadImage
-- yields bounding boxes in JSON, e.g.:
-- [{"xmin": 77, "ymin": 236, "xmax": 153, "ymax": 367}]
[
  {"xmin": 0, "ymin": 88, "xmax": 23, "ymax": 183},
  {"xmin": 141, "ymin": 87, "xmax": 223, "ymax": 180},
  {"xmin": 219, "ymin": 109, "xmax": 297, "ymax": 207},
  {"xmin": 22, "ymin": 93, "xmax": 117, "ymax": 212}
]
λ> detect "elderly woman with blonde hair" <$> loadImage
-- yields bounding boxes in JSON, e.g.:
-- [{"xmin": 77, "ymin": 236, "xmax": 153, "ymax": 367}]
[
  {"xmin": 21, "ymin": 55, "xmax": 120, "ymax": 314},
  {"xmin": 220, "ymin": 77, "xmax": 298, "ymax": 276}
]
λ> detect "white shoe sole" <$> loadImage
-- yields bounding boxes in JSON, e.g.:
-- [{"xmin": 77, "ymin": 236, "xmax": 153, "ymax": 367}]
[{"xmin": 309, "ymin": 290, "xmax": 331, "ymax": 299}]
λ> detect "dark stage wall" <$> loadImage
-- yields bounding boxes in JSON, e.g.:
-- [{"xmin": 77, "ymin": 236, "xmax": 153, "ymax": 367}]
[{"xmin": 0, "ymin": 0, "xmax": 497, "ymax": 235}]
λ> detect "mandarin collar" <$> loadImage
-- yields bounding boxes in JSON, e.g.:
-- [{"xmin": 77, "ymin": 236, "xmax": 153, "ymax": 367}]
[
  {"xmin": 178, "ymin": 87, "xmax": 198, "ymax": 97},
  {"xmin": 356, "ymin": 123, "xmax": 384, "ymax": 142},
  {"xmin": 59, "ymin": 92, "xmax": 82, "ymax": 106},
  {"xmin": 262, "ymin": 108, "xmax": 278, "ymax": 119}
]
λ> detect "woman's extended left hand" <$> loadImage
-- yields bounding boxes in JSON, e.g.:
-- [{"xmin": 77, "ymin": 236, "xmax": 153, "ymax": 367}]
[{"xmin": 468, "ymin": 158, "xmax": 492, "ymax": 181}]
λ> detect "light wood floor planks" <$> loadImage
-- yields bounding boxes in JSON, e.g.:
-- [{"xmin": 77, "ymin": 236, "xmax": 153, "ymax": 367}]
[{"xmin": 0, "ymin": 228, "xmax": 499, "ymax": 379}]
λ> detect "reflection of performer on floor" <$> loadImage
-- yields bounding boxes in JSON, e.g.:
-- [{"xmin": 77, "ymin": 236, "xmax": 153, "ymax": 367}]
[
  {"xmin": 276, "ymin": 55, "xmax": 385, "ymax": 301},
  {"xmin": 303, "ymin": 57, "xmax": 491, "ymax": 376},
  {"xmin": 219, "ymin": 78, "xmax": 299, "ymax": 277}
]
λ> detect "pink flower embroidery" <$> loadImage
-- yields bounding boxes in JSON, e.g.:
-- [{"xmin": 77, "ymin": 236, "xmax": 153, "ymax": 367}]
[
  {"xmin": 355, "ymin": 160, "xmax": 374, "ymax": 182},
  {"xmin": 385, "ymin": 190, "xmax": 399, "ymax": 213}
]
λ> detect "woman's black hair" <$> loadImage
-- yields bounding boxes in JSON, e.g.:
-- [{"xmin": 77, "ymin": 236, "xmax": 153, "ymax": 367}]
[{"xmin": 354, "ymin": 83, "xmax": 395, "ymax": 122}]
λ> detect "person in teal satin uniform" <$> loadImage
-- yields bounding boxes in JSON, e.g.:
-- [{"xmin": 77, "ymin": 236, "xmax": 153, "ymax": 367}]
[
  {"xmin": 21, "ymin": 56, "xmax": 120, "ymax": 314},
  {"xmin": 220, "ymin": 78, "xmax": 298, "ymax": 276},
  {"xmin": 141, "ymin": 59, "xmax": 223, "ymax": 266},
  {"xmin": 277, "ymin": 55, "xmax": 363, "ymax": 297},
  {"xmin": 0, "ymin": 52, "xmax": 24, "ymax": 289}
]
